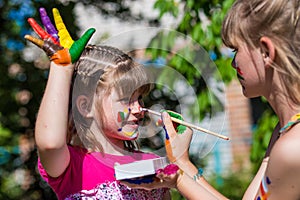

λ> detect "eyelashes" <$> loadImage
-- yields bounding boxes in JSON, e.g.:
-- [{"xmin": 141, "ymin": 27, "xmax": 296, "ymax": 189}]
[
  {"xmin": 118, "ymin": 95, "xmax": 144, "ymax": 106},
  {"xmin": 231, "ymin": 53, "xmax": 237, "ymax": 68}
]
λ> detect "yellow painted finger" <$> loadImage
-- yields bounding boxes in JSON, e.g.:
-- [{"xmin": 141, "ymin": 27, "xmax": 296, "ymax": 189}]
[{"xmin": 52, "ymin": 8, "xmax": 74, "ymax": 48}]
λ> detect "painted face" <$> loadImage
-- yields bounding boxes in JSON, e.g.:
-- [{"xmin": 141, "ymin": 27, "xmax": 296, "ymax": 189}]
[
  {"xmin": 231, "ymin": 44, "xmax": 267, "ymax": 98},
  {"xmin": 100, "ymin": 88, "xmax": 144, "ymax": 140}
]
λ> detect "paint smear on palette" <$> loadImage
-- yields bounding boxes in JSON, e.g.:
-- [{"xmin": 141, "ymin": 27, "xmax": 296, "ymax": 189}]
[
  {"xmin": 117, "ymin": 108, "xmax": 130, "ymax": 122},
  {"xmin": 256, "ymin": 176, "xmax": 271, "ymax": 200}
]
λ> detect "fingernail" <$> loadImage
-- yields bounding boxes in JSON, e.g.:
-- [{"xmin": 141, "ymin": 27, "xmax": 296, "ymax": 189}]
[{"xmin": 161, "ymin": 111, "xmax": 168, "ymax": 119}]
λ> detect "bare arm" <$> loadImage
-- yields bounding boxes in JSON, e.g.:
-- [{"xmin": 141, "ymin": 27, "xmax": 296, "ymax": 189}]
[
  {"xmin": 35, "ymin": 62, "xmax": 73, "ymax": 177},
  {"xmin": 174, "ymin": 159, "xmax": 227, "ymax": 200},
  {"xmin": 160, "ymin": 111, "xmax": 228, "ymax": 199},
  {"xmin": 123, "ymin": 112, "xmax": 228, "ymax": 199},
  {"xmin": 243, "ymin": 123, "xmax": 280, "ymax": 199},
  {"xmin": 26, "ymin": 8, "xmax": 95, "ymax": 177}
]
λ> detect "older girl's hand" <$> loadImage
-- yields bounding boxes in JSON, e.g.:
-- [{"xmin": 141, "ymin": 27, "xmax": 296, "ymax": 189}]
[{"xmin": 162, "ymin": 111, "xmax": 193, "ymax": 164}]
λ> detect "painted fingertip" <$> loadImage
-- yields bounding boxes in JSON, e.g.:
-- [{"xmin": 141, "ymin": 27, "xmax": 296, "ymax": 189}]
[{"xmin": 39, "ymin": 7, "xmax": 46, "ymax": 15}]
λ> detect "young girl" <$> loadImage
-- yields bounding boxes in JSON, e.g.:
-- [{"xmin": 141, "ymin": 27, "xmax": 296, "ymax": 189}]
[
  {"xmin": 125, "ymin": 0, "xmax": 300, "ymax": 199},
  {"xmin": 26, "ymin": 8, "xmax": 170, "ymax": 200}
]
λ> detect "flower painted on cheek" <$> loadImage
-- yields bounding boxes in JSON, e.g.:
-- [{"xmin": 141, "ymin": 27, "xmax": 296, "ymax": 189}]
[{"xmin": 117, "ymin": 108, "xmax": 131, "ymax": 122}]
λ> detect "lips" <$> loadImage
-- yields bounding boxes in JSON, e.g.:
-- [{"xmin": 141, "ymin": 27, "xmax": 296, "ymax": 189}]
[
  {"xmin": 121, "ymin": 122, "xmax": 139, "ymax": 134},
  {"xmin": 123, "ymin": 130, "xmax": 138, "ymax": 137},
  {"xmin": 236, "ymin": 67, "xmax": 244, "ymax": 80}
]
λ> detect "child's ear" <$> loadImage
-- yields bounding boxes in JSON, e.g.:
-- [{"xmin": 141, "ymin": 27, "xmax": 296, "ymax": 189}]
[
  {"xmin": 76, "ymin": 95, "xmax": 93, "ymax": 118},
  {"xmin": 260, "ymin": 36, "xmax": 275, "ymax": 68}
]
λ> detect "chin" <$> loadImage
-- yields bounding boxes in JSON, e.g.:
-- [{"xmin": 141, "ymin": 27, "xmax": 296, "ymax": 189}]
[{"xmin": 242, "ymin": 87, "xmax": 259, "ymax": 98}]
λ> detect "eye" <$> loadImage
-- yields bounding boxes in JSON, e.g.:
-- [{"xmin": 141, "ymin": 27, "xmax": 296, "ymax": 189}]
[
  {"xmin": 118, "ymin": 97, "xmax": 130, "ymax": 105},
  {"xmin": 138, "ymin": 95, "xmax": 144, "ymax": 107},
  {"xmin": 231, "ymin": 53, "xmax": 237, "ymax": 68}
]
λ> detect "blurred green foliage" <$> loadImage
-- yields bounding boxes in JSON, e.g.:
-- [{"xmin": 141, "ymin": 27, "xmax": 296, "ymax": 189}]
[
  {"xmin": 209, "ymin": 168, "xmax": 252, "ymax": 200},
  {"xmin": 250, "ymin": 109, "xmax": 277, "ymax": 173},
  {"xmin": 146, "ymin": 0, "xmax": 236, "ymax": 121}
]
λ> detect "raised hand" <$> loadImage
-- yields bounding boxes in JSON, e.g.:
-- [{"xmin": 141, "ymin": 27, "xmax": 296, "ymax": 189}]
[
  {"xmin": 24, "ymin": 7, "xmax": 95, "ymax": 65},
  {"xmin": 165, "ymin": 110, "xmax": 187, "ymax": 134}
]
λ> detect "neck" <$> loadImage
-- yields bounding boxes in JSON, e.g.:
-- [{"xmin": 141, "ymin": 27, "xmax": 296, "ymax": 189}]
[
  {"xmin": 265, "ymin": 89, "xmax": 300, "ymax": 128},
  {"xmin": 263, "ymin": 70, "xmax": 300, "ymax": 127}
]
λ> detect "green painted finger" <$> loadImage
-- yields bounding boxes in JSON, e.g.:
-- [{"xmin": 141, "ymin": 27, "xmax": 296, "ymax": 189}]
[{"xmin": 69, "ymin": 28, "xmax": 96, "ymax": 63}]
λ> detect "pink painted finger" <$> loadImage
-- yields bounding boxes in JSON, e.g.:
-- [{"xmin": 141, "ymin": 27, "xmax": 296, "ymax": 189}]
[{"xmin": 39, "ymin": 7, "xmax": 59, "ymax": 42}]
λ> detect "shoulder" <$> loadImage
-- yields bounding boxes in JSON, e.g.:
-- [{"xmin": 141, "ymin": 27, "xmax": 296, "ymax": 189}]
[
  {"xmin": 270, "ymin": 124, "xmax": 300, "ymax": 167},
  {"xmin": 265, "ymin": 124, "xmax": 300, "ymax": 198}
]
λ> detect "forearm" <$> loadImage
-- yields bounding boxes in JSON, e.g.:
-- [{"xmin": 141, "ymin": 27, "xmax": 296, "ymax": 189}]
[
  {"xmin": 35, "ymin": 62, "xmax": 74, "ymax": 150},
  {"xmin": 175, "ymin": 160, "xmax": 227, "ymax": 199},
  {"xmin": 175, "ymin": 172, "xmax": 220, "ymax": 200}
]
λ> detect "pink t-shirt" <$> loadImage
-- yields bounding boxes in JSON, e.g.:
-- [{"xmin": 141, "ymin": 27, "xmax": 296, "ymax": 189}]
[{"xmin": 38, "ymin": 145, "xmax": 168, "ymax": 200}]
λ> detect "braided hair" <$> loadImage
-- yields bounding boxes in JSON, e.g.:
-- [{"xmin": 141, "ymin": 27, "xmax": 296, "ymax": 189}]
[{"xmin": 67, "ymin": 45, "xmax": 153, "ymax": 152}]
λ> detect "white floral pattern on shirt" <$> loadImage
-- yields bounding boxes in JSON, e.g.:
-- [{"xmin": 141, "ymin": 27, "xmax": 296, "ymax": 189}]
[{"xmin": 65, "ymin": 181, "xmax": 167, "ymax": 200}]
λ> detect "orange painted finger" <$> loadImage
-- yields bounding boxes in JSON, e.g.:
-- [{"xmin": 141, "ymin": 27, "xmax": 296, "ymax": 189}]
[{"xmin": 24, "ymin": 35, "xmax": 44, "ymax": 48}]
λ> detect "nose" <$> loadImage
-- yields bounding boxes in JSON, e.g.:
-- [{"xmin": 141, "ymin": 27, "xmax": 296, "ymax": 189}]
[
  {"xmin": 129, "ymin": 100, "xmax": 145, "ymax": 121},
  {"xmin": 129, "ymin": 100, "xmax": 142, "ymax": 114}
]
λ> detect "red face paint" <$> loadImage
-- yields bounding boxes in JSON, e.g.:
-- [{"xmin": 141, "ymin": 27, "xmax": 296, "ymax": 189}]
[{"xmin": 236, "ymin": 67, "xmax": 245, "ymax": 80}]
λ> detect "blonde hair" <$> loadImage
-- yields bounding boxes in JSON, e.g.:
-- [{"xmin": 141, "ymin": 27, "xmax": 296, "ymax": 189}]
[
  {"xmin": 67, "ymin": 45, "xmax": 153, "ymax": 152},
  {"xmin": 222, "ymin": 0, "xmax": 300, "ymax": 104}
]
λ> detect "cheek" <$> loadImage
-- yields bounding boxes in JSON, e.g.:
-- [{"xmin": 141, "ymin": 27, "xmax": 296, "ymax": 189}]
[{"xmin": 117, "ymin": 107, "xmax": 130, "ymax": 122}]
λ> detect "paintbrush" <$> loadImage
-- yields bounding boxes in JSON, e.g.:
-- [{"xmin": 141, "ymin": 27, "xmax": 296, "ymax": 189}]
[{"xmin": 141, "ymin": 108, "xmax": 229, "ymax": 140}]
